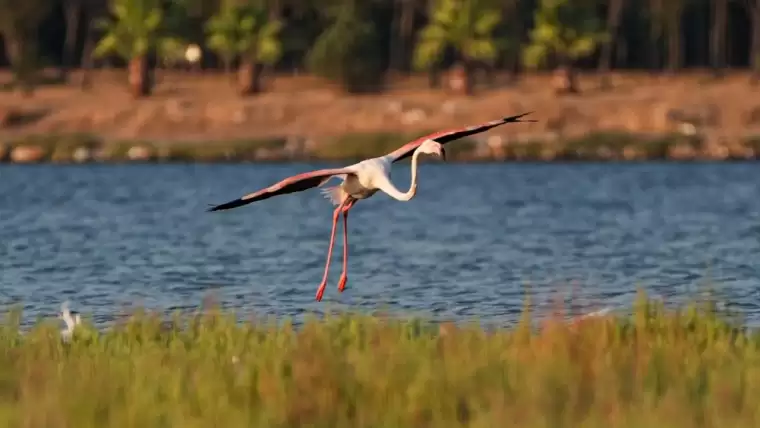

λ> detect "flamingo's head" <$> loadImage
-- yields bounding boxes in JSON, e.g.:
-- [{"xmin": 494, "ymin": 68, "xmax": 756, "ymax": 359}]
[{"xmin": 417, "ymin": 139, "xmax": 446, "ymax": 162}]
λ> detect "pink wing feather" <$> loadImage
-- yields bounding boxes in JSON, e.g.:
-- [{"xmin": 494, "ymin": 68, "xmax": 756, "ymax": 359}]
[
  {"xmin": 387, "ymin": 111, "xmax": 536, "ymax": 163},
  {"xmin": 207, "ymin": 167, "xmax": 354, "ymax": 212}
]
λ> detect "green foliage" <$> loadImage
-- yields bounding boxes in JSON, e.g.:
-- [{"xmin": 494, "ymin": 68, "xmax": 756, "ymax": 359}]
[
  {"xmin": 559, "ymin": 131, "xmax": 677, "ymax": 160},
  {"xmin": 160, "ymin": 0, "xmax": 203, "ymax": 66},
  {"xmin": 498, "ymin": 132, "xmax": 703, "ymax": 161},
  {"xmin": 205, "ymin": 0, "xmax": 283, "ymax": 67},
  {"xmin": 93, "ymin": 0, "xmax": 186, "ymax": 61},
  {"xmin": 414, "ymin": 0, "xmax": 502, "ymax": 70},
  {"xmin": 0, "ymin": 0, "xmax": 755, "ymax": 81},
  {"xmin": 156, "ymin": 138, "xmax": 286, "ymax": 161},
  {"xmin": 523, "ymin": 0, "xmax": 608, "ymax": 69},
  {"xmin": 307, "ymin": 7, "xmax": 385, "ymax": 93},
  {"xmin": 0, "ymin": 295, "xmax": 758, "ymax": 426}
]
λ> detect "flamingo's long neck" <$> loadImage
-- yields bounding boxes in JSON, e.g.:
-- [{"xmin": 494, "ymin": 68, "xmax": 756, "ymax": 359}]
[
  {"xmin": 397, "ymin": 149, "xmax": 421, "ymax": 201},
  {"xmin": 375, "ymin": 149, "xmax": 422, "ymax": 202}
]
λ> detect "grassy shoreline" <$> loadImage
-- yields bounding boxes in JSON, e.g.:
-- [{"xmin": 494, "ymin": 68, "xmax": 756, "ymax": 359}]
[
  {"xmin": 2, "ymin": 131, "xmax": 760, "ymax": 163},
  {"xmin": 1, "ymin": 293, "xmax": 759, "ymax": 427}
]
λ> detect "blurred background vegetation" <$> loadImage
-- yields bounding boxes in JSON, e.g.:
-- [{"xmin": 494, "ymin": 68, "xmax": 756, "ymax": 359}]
[{"xmin": 0, "ymin": 0, "xmax": 758, "ymax": 97}]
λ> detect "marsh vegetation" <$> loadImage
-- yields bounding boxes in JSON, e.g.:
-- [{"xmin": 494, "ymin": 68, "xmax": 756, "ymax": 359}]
[{"xmin": 0, "ymin": 292, "xmax": 757, "ymax": 427}]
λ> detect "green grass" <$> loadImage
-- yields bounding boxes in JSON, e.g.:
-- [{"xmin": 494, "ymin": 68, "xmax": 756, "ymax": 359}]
[
  {"xmin": 558, "ymin": 131, "xmax": 694, "ymax": 160},
  {"xmin": 502, "ymin": 131, "xmax": 703, "ymax": 161},
  {"xmin": 0, "ymin": 135, "xmax": 289, "ymax": 163},
  {"xmin": 101, "ymin": 138, "xmax": 288, "ymax": 162},
  {"xmin": 1, "ymin": 291, "xmax": 759, "ymax": 427}
]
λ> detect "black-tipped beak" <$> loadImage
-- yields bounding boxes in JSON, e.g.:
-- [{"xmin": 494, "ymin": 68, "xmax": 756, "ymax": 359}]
[{"xmin": 440, "ymin": 147, "xmax": 447, "ymax": 162}]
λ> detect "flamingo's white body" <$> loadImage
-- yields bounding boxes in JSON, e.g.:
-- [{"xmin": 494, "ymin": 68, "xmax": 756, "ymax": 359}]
[
  {"xmin": 319, "ymin": 149, "xmax": 423, "ymax": 206},
  {"xmin": 208, "ymin": 112, "xmax": 536, "ymax": 301}
]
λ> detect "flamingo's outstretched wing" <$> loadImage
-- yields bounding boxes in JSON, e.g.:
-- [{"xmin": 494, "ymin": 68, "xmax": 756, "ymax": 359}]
[
  {"xmin": 207, "ymin": 167, "xmax": 355, "ymax": 212},
  {"xmin": 388, "ymin": 111, "xmax": 536, "ymax": 163}
]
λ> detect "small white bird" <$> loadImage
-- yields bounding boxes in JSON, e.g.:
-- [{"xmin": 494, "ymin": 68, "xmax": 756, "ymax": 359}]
[
  {"xmin": 208, "ymin": 112, "xmax": 536, "ymax": 301},
  {"xmin": 578, "ymin": 307, "xmax": 613, "ymax": 319},
  {"xmin": 59, "ymin": 301, "xmax": 81, "ymax": 342}
]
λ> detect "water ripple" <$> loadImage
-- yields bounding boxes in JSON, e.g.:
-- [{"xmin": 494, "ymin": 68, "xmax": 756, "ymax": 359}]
[{"xmin": 2, "ymin": 162, "xmax": 760, "ymax": 326}]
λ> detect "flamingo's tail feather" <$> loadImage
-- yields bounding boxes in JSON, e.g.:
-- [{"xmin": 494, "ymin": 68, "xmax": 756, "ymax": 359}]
[{"xmin": 320, "ymin": 186, "xmax": 347, "ymax": 206}]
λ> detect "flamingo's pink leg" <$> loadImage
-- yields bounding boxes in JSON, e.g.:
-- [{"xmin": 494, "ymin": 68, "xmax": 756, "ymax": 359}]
[
  {"xmin": 337, "ymin": 200, "xmax": 355, "ymax": 292},
  {"xmin": 316, "ymin": 204, "xmax": 344, "ymax": 301}
]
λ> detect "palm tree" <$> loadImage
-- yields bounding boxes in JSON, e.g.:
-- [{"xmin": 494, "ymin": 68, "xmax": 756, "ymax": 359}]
[
  {"xmin": 205, "ymin": 0, "xmax": 283, "ymax": 95},
  {"xmin": 523, "ymin": 0, "xmax": 607, "ymax": 94},
  {"xmin": 92, "ymin": 0, "xmax": 185, "ymax": 97},
  {"xmin": 413, "ymin": 0, "xmax": 502, "ymax": 95}
]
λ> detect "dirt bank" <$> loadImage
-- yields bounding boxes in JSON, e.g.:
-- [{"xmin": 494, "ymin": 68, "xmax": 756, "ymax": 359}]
[{"xmin": 1, "ymin": 69, "xmax": 759, "ymax": 151}]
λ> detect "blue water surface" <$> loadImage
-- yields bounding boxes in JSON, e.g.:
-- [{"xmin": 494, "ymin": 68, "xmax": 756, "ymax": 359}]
[{"xmin": 1, "ymin": 162, "xmax": 759, "ymax": 326}]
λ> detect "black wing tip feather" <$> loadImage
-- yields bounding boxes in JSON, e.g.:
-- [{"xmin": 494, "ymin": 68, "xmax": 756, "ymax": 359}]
[
  {"xmin": 502, "ymin": 111, "xmax": 537, "ymax": 123},
  {"xmin": 206, "ymin": 199, "xmax": 245, "ymax": 212}
]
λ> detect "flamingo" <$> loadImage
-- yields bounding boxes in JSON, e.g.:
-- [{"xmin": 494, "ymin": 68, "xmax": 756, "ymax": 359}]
[{"xmin": 208, "ymin": 112, "xmax": 536, "ymax": 301}]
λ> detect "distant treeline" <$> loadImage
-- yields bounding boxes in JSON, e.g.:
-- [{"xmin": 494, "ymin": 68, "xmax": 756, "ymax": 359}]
[{"xmin": 0, "ymin": 0, "xmax": 758, "ymax": 96}]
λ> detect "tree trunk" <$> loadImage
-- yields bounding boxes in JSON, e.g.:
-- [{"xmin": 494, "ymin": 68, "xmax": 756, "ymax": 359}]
[
  {"xmin": 79, "ymin": 20, "xmax": 95, "ymax": 90},
  {"xmin": 4, "ymin": 33, "xmax": 38, "ymax": 96},
  {"xmin": 389, "ymin": 0, "xmax": 401, "ymax": 71},
  {"xmin": 617, "ymin": 35, "xmax": 628, "ymax": 67},
  {"xmin": 649, "ymin": 0, "xmax": 663, "ymax": 71},
  {"xmin": 553, "ymin": 60, "xmax": 579, "ymax": 95},
  {"xmin": 504, "ymin": 0, "xmax": 522, "ymax": 83},
  {"xmin": 60, "ymin": 0, "xmax": 82, "ymax": 83},
  {"xmin": 447, "ymin": 62, "xmax": 472, "ymax": 95},
  {"xmin": 3, "ymin": 35, "xmax": 21, "ymax": 68},
  {"xmin": 399, "ymin": 0, "xmax": 416, "ymax": 72},
  {"xmin": 428, "ymin": 66, "xmax": 441, "ymax": 89},
  {"xmin": 710, "ymin": 0, "xmax": 727, "ymax": 78},
  {"xmin": 649, "ymin": 23, "xmax": 661, "ymax": 71},
  {"xmin": 481, "ymin": 61, "xmax": 495, "ymax": 88},
  {"xmin": 666, "ymin": 23, "xmax": 681, "ymax": 72},
  {"xmin": 598, "ymin": 0, "xmax": 625, "ymax": 90},
  {"xmin": 237, "ymin": 60, "xmax": 262, "ymax": 95},
  {"xmin": 751, "ymin": 5, "xmax": 760, "ymax": 84},
  {"xmin": 463, "ymin": 61, "xmax": 474, "ymax": 95},
  {"xmin": 128, "ymin": 56, "xmax": 151, "ymax": 97}
]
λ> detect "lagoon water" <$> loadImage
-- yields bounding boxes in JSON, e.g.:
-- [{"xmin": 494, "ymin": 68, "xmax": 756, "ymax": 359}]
[{"xmin": 2, "ymin": 162, "xmax": 760, "ymax": 327}]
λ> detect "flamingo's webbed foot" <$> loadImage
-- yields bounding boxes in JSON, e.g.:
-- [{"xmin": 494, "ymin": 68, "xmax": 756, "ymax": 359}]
[
  {"xmin": 337, "ymin": 274, "xmax": 347, "ymax": 292},
  {"xmin": 316, "ymin": 281, "xmax": 327, "ymax": 302}
]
